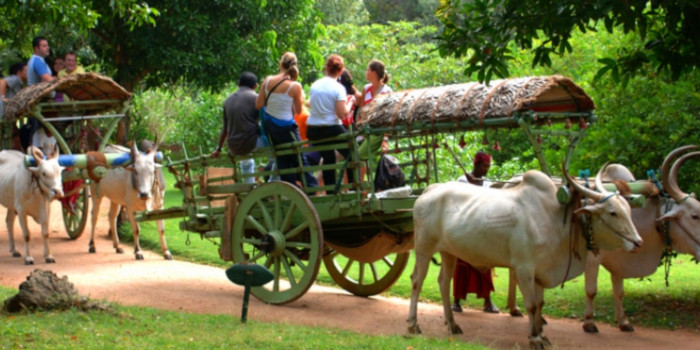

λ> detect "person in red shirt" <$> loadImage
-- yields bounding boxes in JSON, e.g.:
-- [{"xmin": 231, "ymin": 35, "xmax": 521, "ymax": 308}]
[{"xmin": 452, "ymin": 151, "xmax": 500, "ymax": 314}]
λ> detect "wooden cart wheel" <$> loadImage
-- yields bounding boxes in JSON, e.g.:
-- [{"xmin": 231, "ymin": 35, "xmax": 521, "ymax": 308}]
[
  {"xmin": 231, "ymin": 182, "xmax": 323, "ymax": 305},
  {"xmin": 62, "ymin": 186, "xmax": 89, "ymax": 239},
  {"xmin": 323, "ymin": 249, "xmax": 409, "ymax": 297}
]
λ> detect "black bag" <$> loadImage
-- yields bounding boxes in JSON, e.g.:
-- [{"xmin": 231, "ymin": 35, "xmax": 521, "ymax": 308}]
[{"xmin": 374, "ymin": 154, "xmax": 405, "ymax": 191}]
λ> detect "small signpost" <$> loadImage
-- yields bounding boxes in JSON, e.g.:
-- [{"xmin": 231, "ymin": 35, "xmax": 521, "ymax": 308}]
[{"xmin": 225, "ymin": 263, "xmax": 274, "ymax": 323}]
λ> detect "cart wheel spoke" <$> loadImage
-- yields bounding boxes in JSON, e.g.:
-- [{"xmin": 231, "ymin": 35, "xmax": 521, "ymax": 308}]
[
  {"xmin": 248, "ymin": 250, "xmax": 267, "ymax": 263},
  {"xmin": 242, "ymin": 238, "xmax": 262, "ymax": 245},
  {"xmin": 273, "ymin": 194, "xmax": 282, "ymax": 230},
  {"xmin": 284, "ymin": 250, "xmax": 306, "ymax": 270},
  {"xmin": 369, "ymin": 262, "xmax": 379, "ymax": 283},
  {"xmin": 285, "ymin": 241, "xmax": 312, "ymax": 249},
  {"xmin": 280, "ymin": 202, "xmax": 297, "ymax": 231},
  {"xmin": 281, "ymin": 256, "xmax": 297, "ymax": 287},
  {"xmin": 244, "ymin": 215, "xmax": 268, "ymax": 234},
  {"xmin": 256, "ymin": 200, "xmax": 274, "ymax": 231},
  {"xmin": 284, "ymin": 221, "xmax": 310, "ymax": 240}
]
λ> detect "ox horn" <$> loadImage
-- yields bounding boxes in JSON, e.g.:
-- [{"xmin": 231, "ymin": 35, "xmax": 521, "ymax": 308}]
[
  {"xmin": 131, "ymin": 138, "xmax": 139, "ymax": 160},
  {"xmin": 152, "ymin": 134, "xmax": 159, "ymax": 154},
  {"xmin": 665, "ymin": 151, "xmax": 700, "ymax": 201},
  {"xmin": 660, "ymin": 145, "xmax": 697, "ymax": 188},
  {"xmin": 563, "ymin": 162, "xmax": 604, "ymax": 202},
  {"xmin": 595, "ymin": 162, "xmax": 613, "ymax": 195}
]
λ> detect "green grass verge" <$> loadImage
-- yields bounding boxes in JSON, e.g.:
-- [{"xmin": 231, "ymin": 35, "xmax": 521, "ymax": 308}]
[
  {"xmin": 0, "ymin": 287, "xmax": 489, "ymax": 350},
  {"xmin": 130, "ymin": 172, "xmax": 700, "ymax": 331}
]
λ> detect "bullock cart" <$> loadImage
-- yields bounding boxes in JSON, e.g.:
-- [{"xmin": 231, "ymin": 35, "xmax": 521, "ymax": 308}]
[
  {"xmin": 1, "ymin": 73, "xmax": 133, "ymax": 239},
  {"xmin": 141, "ymin": 75, "xmax": 597, "ymax": 305}
]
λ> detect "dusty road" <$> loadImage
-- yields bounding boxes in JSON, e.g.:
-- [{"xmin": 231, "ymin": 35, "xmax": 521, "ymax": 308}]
[{"xmin": 0, "ymin": 202, "xmax": 698, "ymax": 349}]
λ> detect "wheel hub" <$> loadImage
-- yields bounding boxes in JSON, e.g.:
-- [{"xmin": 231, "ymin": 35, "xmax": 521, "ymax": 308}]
[{"xmin": 261, "ymin": 230, "xmax": 286, "ymax": 257}]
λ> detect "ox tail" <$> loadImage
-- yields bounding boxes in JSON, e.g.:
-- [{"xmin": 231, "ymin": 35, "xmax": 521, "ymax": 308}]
[{"xmin": 431, "ymin": 255, "xmax": 441, "ymax": 266}]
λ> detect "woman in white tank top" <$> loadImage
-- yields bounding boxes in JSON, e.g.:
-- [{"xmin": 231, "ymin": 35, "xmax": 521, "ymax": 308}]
[{"xmin": 255, "ymin": 52, "xmax": 318, "ymax": 188}]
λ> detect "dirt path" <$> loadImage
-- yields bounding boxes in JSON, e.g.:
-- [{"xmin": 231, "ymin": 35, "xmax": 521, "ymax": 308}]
[{"xmin": 0, "ymin": 202, "xmax": 698, "ymax": 349}]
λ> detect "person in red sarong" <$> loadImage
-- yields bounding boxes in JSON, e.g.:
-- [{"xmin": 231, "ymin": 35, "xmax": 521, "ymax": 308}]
[{"xmin": 451, "ymin": 151, "xmax": 500, "ymax": 313}]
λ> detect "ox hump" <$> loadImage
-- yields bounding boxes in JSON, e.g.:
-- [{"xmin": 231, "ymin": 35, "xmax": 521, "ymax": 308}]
[{"xmin": 521, "ymin": 170, "xmax": 557, "ymax": 194}]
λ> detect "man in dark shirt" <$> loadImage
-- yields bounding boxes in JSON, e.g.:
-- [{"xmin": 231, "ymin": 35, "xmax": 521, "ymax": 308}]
[{"xmin": 212, "ymin": 72, "xmax": 265, "ymax": 183}]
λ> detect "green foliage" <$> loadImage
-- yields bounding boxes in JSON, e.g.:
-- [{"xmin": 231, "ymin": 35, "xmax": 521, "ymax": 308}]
[
  {"xmin": 320, "ymin": 21, "xmax": 465, "ymax": 90},
  {"xmin": 363, "ymin": 0, "xmax": 441, "ymax": 26},
  {"xmin": 130, "ymin": 86, "xmax": 229, "ymax": 149},
  {"xmin": 314, "ymin": 0, "xmax": 370, "ymax": 25},
  {"xmin": 0, "ymin": 1, "xmax": 153, "ymax": 73},
  {"xmin": 436, "ymin": 0, "xmax": 700, "ymax": 84},
  {"xmin": 87, "ymin": 0, "xmax": 324, "ymax": 91}
]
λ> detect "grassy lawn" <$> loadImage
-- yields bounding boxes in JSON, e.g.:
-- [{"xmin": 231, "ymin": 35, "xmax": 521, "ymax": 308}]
[
  {"xmin": 130, "ymin": 171, "xmax": 700, "ymax": 332},
  {"xmin": 0, "ymin": 287, "xmax": 488, "ymax": 350}
]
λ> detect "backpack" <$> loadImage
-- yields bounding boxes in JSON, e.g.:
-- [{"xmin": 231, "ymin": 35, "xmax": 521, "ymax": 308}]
[{"xmin": 374, "ymin": 154, "xmax": 405, "ymax": 191}]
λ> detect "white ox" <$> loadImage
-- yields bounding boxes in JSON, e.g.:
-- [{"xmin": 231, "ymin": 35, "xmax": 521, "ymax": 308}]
[
  {"xmin": 0, "ymin": 146, "xmax": 64, "ymax": 264},
  {"xmin": 581, "ymin": 145, "xmax": 700, "ymax": 332},
  {"xmin": 408, "ymin": 166, "xmax": 643, "ymax": 349},
  {"xmin": 88, "ymin": 141, "xmax": 171, "ymax": 260}
]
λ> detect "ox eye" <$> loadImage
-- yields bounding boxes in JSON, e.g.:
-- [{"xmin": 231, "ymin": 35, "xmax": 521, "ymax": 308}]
[
  {"xmin": 609, "ymin": 211, "xmax": 617, "ymax": 217},
  {"xmin": 692, "ymin": 214, "xmax": 699, "ymax": 220}
]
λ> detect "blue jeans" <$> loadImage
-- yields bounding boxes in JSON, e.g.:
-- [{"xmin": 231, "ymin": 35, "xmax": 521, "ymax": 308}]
[
  {"xmin": 263, "ymin": 118, "xmax": 318, "ymax": 189},
  {"xmin": 236, "ymin": 137, "xmax": 268, "ymax": 184}
]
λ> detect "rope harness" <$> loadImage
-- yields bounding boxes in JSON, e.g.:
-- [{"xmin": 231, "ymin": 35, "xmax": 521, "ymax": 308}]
[{"xmin": 560, "ymin": 174, "xmax": 598, "ymax": 288}]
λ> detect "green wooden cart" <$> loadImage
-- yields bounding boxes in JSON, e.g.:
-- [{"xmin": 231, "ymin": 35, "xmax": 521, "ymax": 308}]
[
  {"xmin": 1, "ymin": 73, "xmax": 132, "ymax": 239},
  {"xmin": 140, "ymin": 75, "xmax": 597, "ymax": 305}
]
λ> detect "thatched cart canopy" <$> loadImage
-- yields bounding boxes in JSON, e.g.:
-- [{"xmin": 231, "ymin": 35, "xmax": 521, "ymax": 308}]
[
  {"xmin": 356, "ymin": 75, "xmax": 594, "ymax": 128},
  {"xmin": 3, "ymin": 73, "xmax": 132, "ymax": 122}
]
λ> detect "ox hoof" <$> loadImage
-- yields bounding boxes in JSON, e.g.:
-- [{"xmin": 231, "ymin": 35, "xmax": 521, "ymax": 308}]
[
  {"xmin": 135, "ymin": 253, "xmax": 144, "ymax": 260},
  {"xmin": 115, "ymin": 248, "xmax": 124, "ymax": 254},
  {"xmin": 542, "ymin": 336, "xmax": 551, "ymax": 347},
  {"xmin": 164, "ymin": 252, "xmax": 173, "ymax": 260},
  {"xmin": 510, "ymin": 309, "xmax": 524, "ymax": 317},
  {"xmin": 89, "ymin": 247, "xmax": 96, "ymax": 253},
  {"xmin": 449, "ymin": 324, "xmax": 463, "ymax": 335},
  {"xmin": 619, "ymin": 324, "xmax": 635, "ymax": 332},
  {"xmin": 24, "ymin": 258, "xmax": 34, "ymax": 265},
  {"xmin": 529, "ymin": 337, "xmax": 547, "ymax": 350},
  {"xmin": 407, "ymin": 325, "xmax": 422, "ymax": 334},
  {"xmin": 583, "ymin": 323, "xmax": 599, "ymax": 333},
  {"xmin": 12, "ymin": 251, "xmax": 21, "ymax": 258},
  {"xmin": 45, "ymin": 257, "xmax": 56, "ymax": 264}
]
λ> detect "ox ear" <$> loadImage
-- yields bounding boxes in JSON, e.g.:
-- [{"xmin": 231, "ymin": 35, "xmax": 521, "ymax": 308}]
[
  {"xmin": 30, "ymin": 146, "xmax": 44, "ymax": 165},
  {"xmin": 574, "ymin": 203, "xmax": 603, "ymax": 216},
  {"xmin": 657, "ymin": 208, "xmax": 681, "ymax": 222}
]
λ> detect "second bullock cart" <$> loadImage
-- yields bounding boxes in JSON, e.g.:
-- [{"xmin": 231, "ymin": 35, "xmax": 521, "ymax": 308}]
[
  {"xmin": 0, "ymin": 73, "xmax": 136, "ymax": 239},
  {"xmin": 142, "ymin": 75, "xmax": 598, "ymax": 304}
]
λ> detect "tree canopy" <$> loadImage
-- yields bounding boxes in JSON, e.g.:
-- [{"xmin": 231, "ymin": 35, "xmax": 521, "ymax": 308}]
[
  {"xmin": 1, "ymin": 1, "xmax": 323, "ymax": 92},
  {"xmin": 437, "ymin": 0, "xmax": 700, "ymax": 84}
]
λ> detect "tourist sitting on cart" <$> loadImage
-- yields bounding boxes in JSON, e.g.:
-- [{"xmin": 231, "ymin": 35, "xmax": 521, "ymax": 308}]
[
  {"xmin": 452, "ymin": 151, "xmax": 500, "ymax": 314},
  {"xmin": 307, "ymin": 55, "xmax": 357, "ymax": 195},
  {"xmin": 255, "ymin": 52, "xmax": 317, "ymax": 188},
  {"xmin": 0, "ymin": 62, "xmax": 27, "ymax": 150},
  {"xmin": 212, "ymin": 72, "xmax": 267, "ymax": 184}
]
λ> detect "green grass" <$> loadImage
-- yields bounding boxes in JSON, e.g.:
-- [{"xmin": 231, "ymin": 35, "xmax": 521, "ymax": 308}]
[
  {"xmin": 0, "ymin": 287, "xmax": 488, "ymax": 350},
  {"xmin": 131, "ymin": 171, "xmax": 700, "ymax": 332}
]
